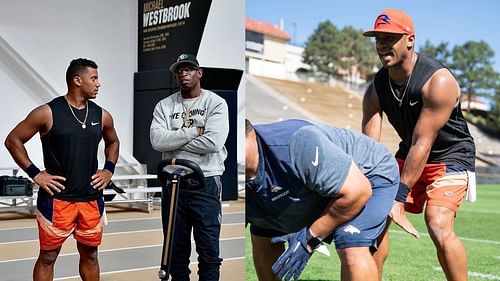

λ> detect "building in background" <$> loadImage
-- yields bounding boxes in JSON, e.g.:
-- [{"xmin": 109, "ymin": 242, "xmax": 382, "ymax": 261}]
[
  {"xmin": 245, "ymin": 18, "xmax": 309, "ymax": 81},
  {"xmin": 460, "ymin": 93, "xmax": 492, "ymax": 116},
  {"xmin": 245, "ymin": 18, "xmax": 368, "ymax": 87}
]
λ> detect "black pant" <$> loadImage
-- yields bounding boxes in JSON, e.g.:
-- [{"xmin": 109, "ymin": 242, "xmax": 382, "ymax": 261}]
[{"xmin": 170, "ymin": 176, "xmax": 223, "ymax": 281}]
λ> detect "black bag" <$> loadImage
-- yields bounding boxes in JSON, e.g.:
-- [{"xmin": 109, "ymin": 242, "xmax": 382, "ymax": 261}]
[
  {"xmin": 0, "ymin": 176, "xmax": 34, "ymax": 196},
  {"xmin": 103, "ymin": 181, "xmax": 125, "ymax": 202}
]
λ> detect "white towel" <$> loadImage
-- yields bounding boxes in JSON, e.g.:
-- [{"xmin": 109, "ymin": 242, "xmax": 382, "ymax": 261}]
[
  {"xmin": 466, "ymin": 171, "xmax": 476, "ymax": 202},
  {"xmin": 102, "ymin": 207, "xmax": 109, "ymax": 225}
]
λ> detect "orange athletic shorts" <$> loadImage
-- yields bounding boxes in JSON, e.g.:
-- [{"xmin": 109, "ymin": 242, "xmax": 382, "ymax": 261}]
[
  {"xmin": 397, "ymin": 159, "xmax": 468, "ymax": 214},
  {"xmin": 36, "ymin": 197, "xmax": 104, "ymax": 250}
]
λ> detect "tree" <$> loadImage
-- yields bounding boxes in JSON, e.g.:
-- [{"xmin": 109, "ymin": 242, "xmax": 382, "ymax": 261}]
[
  {"xmin": 303, "ymin": 21, "xmax": 342, "ymax": 79},
  {"xmin": 450, "ymin": 40, "xmax": 498, "ymax": 111},
  {"xmin": 336, "ymin": 26, "xmax": 378, "ymax": 84},
  {"xmin": 303, "ymin": 21, "xmax": 378, "ymax": 81},
  {"xmin": 419, "ymin": 40, "xmax": 451, "ymax": 65},
  {"xmin": 488, "ymin": 82, "xmax": 500, "ymax": 130}
]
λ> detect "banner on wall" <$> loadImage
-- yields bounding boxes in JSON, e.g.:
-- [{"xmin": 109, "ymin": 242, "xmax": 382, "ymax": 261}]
[
  {"xmin": 135, "ymin": 0, "xmax": 241, "ymax": 200},
  {"xmin": 138, "ymin": 0, "xmax": 212, "ymax": 71}
]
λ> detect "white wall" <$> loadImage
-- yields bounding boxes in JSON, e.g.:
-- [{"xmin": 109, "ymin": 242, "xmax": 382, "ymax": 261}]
[
  {"xmin": 198, "ymin": 0, "xmax": 244, "ymax": 71},
  {"xmin": 263, "ymin": 37, "xmax": 287, "ymax": 63},
  {"xmin": 198, "ymin": 0, "xmax": 245, "ymax": 164},
  {"xmin": 284, "ymin": 44, "xmax": 309, "ymax": 72},
  {"xmin": 0, "ymin": 1, "xmax": 137, "ymax": 168},
  {"xmin": 0, "ymin": 65, "xmax": 42, "ymax": 167},
  {"xmin": 248, "ymin": 57, "xmax": 286, "ymax": 80}
]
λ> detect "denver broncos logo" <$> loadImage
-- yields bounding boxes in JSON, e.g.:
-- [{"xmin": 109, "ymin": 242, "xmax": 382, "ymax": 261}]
[
  {"xmin": 343, "ymin": 224, "xmax": 361, "ymax": 234},
  {"xmin": 376, "ymin": 14, "xmax": 391, "ymax": 26}
]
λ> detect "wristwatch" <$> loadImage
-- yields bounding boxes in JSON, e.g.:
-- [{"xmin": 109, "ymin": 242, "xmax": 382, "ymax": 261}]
[{"xmin": 305, "ymin": 228, "xmax": 322, "ymax": 249}]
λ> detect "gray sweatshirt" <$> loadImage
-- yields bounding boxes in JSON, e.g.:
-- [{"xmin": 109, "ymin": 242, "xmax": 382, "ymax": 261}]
[{"xmin": 150, "ymin": 89, "xmax": 229, "ymax": 176}]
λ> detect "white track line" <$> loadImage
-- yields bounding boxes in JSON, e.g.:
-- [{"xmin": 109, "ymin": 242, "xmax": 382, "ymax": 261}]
[
  {"xmin": 0, "ymin": 211, "xmax": 244, "ymax": 231},
  {"xmin": 0, "ymin": 237, "xmax": 245, "ymax": 264},
  {"xmin": 434, "ymin": 267, "xmax": 500, "ymax": 280},
  {"xmin": 0, "ymin": 239, "xmax": 38, "ymax": 246},
  {"xmin": 0, "ymin": 223, "xmax": 244, "ymax": 245},
  {"xmin": 53, "ymin": 257, "xmax": 246, "ymax": 280},
  {"xmin": 459, "ymin": 208, "xmax": 500, "ymax": 215},
  {"xmin": 390, "ymin": 229, "xmax": 500, "ymax": 245},
  {"xmin": 0, "ymin": 225, "xmax": 36, "ymax": 231}
]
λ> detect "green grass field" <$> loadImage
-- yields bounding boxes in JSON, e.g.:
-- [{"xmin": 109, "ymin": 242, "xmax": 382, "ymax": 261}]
[{"xmin": 245, "ymin": 184, "xmax": 500, "ymax": 281}]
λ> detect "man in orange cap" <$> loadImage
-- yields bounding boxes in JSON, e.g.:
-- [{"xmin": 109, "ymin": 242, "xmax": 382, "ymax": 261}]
[{"xmin": 362, "ymin": 9, "xmax": 475, "ymax": 281}]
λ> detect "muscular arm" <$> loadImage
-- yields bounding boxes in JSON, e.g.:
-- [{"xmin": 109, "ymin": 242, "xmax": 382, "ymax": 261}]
[
  {"xmin": 401, "ymin": 69, "xmax": 460, "ymax": 188},
  {"xmin": 91, "ymin": 109, "xmax": 120, "ymax": 189},
  {"xmin": 181, "ymin": 100, "xmax": 229, "ymax": 154},
  {"xmin": 4, "ymin": 105, "xmax": 65, "ymax": 195},
  {"xmin": 308, "ymin": 162, "xmax": 372, "ymax": 240},
  {"xmin": 362, "ymin": 82, "xmax": 383, "ymax": 141},
  {"xmin": 101, "ymin": 109, "xmax": 119, "ymax": 164},
  {"xmin": 4, "ymin": 105, "xmax": 51, "ymax": 170}
]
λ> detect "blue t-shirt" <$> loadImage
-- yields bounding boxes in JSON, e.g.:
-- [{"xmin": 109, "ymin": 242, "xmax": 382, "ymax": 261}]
[{"xmin": 246, "ymin": 119, "xmax": 399, "ymax": 233}]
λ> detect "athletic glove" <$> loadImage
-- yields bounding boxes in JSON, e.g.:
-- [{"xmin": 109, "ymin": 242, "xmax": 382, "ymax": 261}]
[
  {"xmin": 271, "ymin": 227, "xmax": 313, "ymax": 281},
  {"xmin": 395, "ymin": 182, "xmax": 410, "ymax": 203}
]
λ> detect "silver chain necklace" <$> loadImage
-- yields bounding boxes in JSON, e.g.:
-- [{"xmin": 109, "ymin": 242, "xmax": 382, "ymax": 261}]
[
  {"xmin": 389, "ymin": 52, "xmax": 416, "ymax": 107},
  {"xmin": 65, "ymin": 97, "xmax": 88, "ymax": 129}
]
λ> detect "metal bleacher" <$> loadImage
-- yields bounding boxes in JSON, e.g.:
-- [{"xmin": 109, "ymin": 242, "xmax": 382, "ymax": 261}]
[{"xmin": 0, "ymin": 164, "xmax": 160, "ymax": 214}]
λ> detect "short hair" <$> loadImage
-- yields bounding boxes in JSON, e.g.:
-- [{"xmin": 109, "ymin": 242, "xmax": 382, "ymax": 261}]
[
  {"xmin": 66, "ymin": 58, "xmax": 98, "ymax": 86},
  {"xmin": 245, "ymin": 119, "xmax": 254, "ymax": 136}
]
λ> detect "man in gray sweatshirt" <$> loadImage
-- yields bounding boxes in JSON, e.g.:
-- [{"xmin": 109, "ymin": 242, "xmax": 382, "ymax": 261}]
[{"xmin": 150, "ymin": 53, "xmax": 229, "ymax": 281}]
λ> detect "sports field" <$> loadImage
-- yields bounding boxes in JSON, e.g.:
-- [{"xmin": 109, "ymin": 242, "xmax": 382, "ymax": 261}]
[{"xmin": 245, "ymin": 184, "xmax": 500, "ymax": 281}]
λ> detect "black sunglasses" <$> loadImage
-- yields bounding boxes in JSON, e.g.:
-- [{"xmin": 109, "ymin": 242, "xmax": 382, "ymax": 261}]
[{"xmin": 174, "ymin": 65, "xmax": 199, "ymax": 74}]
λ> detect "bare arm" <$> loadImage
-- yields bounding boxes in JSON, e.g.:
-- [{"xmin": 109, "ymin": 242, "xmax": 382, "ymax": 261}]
[
  {"xmin": 362, "ymin": 81, "xmax": 419, "ymax": 237},
  {"xmin": 401, "ymin": 69, "xmax": 459, "ymax": 188},
  {"xmin": 4, "ymin": 105, "xmax": 50, "ymax": 169},
  {"xmin": 4, "ymin": 105, "xmax": 65, "ymax": 195},
  {"xmin": 91, "ymin": 109, "xmax": 120, "ymax": 190},
  {"xmin": 308, "ymin": 162, "xmax": 372, "ymax": 240},
  {"xmin": 102, "ymin": 109, "xmax": 119, "ymax": 164},
  {"xmin": 362, "ymin": 83, "xmax": 383, "ymax": 141}
]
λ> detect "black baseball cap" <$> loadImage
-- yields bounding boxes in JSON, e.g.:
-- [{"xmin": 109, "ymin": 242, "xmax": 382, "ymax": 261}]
[{"xmin": 169, "ymin": 53, "xmax": 200, "ymax": 73}]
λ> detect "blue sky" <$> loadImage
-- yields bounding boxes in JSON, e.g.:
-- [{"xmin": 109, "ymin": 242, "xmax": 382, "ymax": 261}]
[{"xmin": 246, "ymin": 0, "xmax": 500, "ymax": 72}]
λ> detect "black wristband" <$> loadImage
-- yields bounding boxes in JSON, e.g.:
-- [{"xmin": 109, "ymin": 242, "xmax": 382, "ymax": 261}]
[
  {"xmin": 395, "ymin": 182, "xmax": 410, "ymax": 203},
  {"xmin": 25, "ymin": 163, "xmax": 41, "ymax": 179},
  {"xmin": 305, "ymin": 228, "xmax": 322, "ymax": 249},
  {"xmin": 103, "ymin": 161, "xmax": 115, "ymax": 174}
]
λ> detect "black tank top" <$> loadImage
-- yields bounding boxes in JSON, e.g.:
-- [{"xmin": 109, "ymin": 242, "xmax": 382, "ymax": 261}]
[
  {"xmin": 41, "ymin": 96, "xmax": 103, "ymax": 201},
  {"xmin": 374, "ymin": 54, "xmax": 475, "ymax": 171}
]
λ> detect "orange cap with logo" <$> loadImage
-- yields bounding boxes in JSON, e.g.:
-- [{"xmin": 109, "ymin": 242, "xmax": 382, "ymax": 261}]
[{"xmin": 363, "ymin": 9, "xmax": 414, "ymax": 37}]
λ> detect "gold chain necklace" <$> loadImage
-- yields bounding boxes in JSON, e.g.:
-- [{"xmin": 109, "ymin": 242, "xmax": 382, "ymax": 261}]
[
  {"xmin": 180, "ymin": 92, "xmax": 202, "ymax": 128},
  {"xmin": 389, "ymin": 53, "xmax": 416, "ymax": 107},
  {"xmin": 65, "ymin": 97, "xmax": 88, "ymax": 129}
]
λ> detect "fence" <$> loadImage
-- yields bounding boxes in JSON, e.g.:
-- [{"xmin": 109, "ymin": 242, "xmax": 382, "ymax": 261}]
[{"xmin": 476, "ymin": 166, "xmax": 500, "ymax": 184}]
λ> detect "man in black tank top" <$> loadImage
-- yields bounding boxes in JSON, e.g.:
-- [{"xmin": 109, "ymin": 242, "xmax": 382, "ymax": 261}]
[
  {"xmin": 362, "ymin": 9, "xmax": 474, "ymax": 281},
  {"xmin": 5, "ymin": 58, "xmax": 120, "ymax": 281}
]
